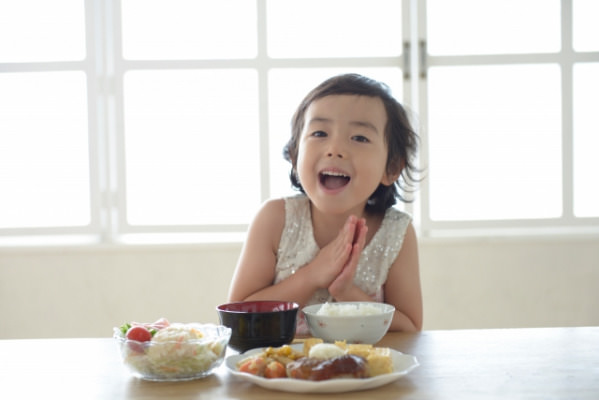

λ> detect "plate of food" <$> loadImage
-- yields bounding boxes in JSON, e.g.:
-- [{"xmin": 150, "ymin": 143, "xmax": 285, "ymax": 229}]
[{"xmin": 225, "ymin": 339, "xmax": 419, "ymax": 393}]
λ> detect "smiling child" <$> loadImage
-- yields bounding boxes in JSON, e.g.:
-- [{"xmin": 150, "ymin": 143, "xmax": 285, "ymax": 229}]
[{"xmin": 228, "ymin": 73, "xmax": 423, "ymax": 335}]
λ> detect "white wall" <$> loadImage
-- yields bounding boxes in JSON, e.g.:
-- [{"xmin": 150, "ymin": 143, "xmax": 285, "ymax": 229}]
[{"xmin": 1, "ymin": 236, "xmax": 598, "ymax": 339}]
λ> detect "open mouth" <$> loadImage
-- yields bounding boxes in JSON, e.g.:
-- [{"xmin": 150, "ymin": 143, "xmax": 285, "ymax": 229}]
[{"xmin": 319, "ymin": 171, "xmax": 350, "ymax": 190}]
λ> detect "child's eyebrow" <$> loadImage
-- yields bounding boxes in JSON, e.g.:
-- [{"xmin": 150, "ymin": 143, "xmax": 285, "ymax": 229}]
[
  {"xmin": 350, "ymin": 120, "xmax": 380, "ymax": 134},
  {"xmin": 308, "ymin": 117, "xmax": 380, "ymax": 134}
]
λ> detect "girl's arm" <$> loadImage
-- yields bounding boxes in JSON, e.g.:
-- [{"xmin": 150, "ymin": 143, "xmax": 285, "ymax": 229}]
[
  {"xmin": 228, "ymin": 199, "xmax": 303, "ymax": 303},
  {"xmin": 228, "ymin": 200, "xmax": 367, "ymax": 307},
  {"xmin": 227, "ymin": 199, "xmax": 324, "ymax": 306},
  {"xmin": 383, "ymin": 222, "xmax": 423, "ymax": 332}
]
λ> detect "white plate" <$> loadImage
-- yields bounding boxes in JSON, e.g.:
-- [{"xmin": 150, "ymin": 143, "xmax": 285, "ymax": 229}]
[{"xmin": 225, "ymin": 344, "xmax": 419, "ymax": 393}]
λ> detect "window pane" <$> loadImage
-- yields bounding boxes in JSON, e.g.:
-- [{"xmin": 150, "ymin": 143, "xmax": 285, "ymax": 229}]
[
  {"xmin": 0, "ymin": 72, "xmax": 90, "ymax": 228},
  {"xmin": 121, "ymin": 0, "xmax": 257, "ymax": 60},
  {"xmin": 123, "ymin": 70, "xmax": 260, "ymax": 225},
  {"xmin": 268, "ymin": 68, "xmax": 404, "ymax": 199},
  {"xmin": 573, "ymin": 0, "xmax": 599, "ymax": 52},
  {"xmin": 267, "ymin": 0, "xmax": 403, "ymax": 58},
  {"xmin": 0, "ymin": 0, "xmax": 85, "ymax": 62},
  {"xmin": 427, "ymin": 64, "xmax": 562, "ymax": 221},
  {"xmin": 427, "ymin": 0, "xmax": 561, "ymax": 55},
  {"xmin": 573, "ymin": 63, "xmax": 599, "ymax": 217}
]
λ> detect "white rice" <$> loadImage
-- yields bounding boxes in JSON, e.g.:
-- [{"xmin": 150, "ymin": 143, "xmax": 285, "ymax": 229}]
[{"xmin": 316, "ymin": 302, "xmax": 382, "ymax": 316}]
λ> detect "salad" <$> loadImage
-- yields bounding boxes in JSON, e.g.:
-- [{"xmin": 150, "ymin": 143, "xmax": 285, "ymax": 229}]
[{"xmin": 114, "ymin": 318, "xmax": 231, "ymax": 381}]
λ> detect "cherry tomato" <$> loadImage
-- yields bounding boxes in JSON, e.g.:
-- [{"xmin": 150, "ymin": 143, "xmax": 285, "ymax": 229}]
[
  {"xmin": 126, "ymin": 325, "xmax": 152, "ymax": 342},
  {"xmin": 125, "ymin": 326, "xmax": 152, "ymax": 353},
  {"xmin": 263, "ymin": 361, "xmax": 286, "ymax": 379}
]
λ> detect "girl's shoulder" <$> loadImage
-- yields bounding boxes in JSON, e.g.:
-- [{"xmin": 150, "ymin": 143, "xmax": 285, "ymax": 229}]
[
  {"xmin": 254, "ymin": 197, "xmax": 286, "ymax": 225},
  {"xmin": 252, "ymin": 195, "xmax": 308, "ymax": 234},
  {"xmin": 384, "ymin": 206, "xmax": 412, "ymax": 224},
  {"xmin": 245, "ymin": 198, "xmax": 287, "ymax": 255},
  {"xmin": 258, "ymin": 195, "xmax": 307, "ymax": 217},
  {"xmin": 375, "ymin": 207, "xmax": 412, "ymax": 241},
  {"xmin": 283, "ymin": 194, "xmax": 310, "ymax": 214},
  {"xmin": 253, "ymin": 195, "xmax": 309, "ymax": 254}
]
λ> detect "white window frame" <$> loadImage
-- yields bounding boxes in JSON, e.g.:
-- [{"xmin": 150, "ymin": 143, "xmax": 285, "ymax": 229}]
[
  {"xmin": 1, "ymin": 0, "xmax": 598, "ymax": 247},
  {"xmin": 417, "ymin": 0, "xmax": 599, "ymax": 237}
]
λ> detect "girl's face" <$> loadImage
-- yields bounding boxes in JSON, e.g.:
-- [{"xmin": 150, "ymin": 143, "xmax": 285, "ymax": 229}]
[{"xmin": 296, "ymin": 94, "xmax": 396, "ymax": 216}]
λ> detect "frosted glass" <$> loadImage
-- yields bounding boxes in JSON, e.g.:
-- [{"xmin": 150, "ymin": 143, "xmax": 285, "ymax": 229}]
[
  {"xmin": 573, "ymin": 63, "xmax": 599, "ymax": 217},
  {"xmin": 0, "ymin": 72, "xmax": 90, "ymax": 228},
  {"xmin": 427, "ymin": 0, "xmax": 561, "ymax": 55},
  {"xmin": 0, "ymin": 0, "xmax": 85, "ymax": 62},
  {"xmin": 427, "ymin": 64, "xmax": 562, "ymax": 220},
  {"xmin": 267, "ymin": 0, "xmax": 403, "ymax": 58},
  {"xmin": 123, "ymin": 69, "xmax": 260, "ymax": 225},
  {"xmin": 121, "ymin": 0, "xmax": 257, "ymax": 59},
  {"xmin": 573, "ymin": 0, "xmax": 599, "ymax": 52}
]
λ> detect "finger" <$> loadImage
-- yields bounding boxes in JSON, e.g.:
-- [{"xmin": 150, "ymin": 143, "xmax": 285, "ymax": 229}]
[
  {"xmin": 354, "ymin": 221, "xmax": 368, "ymax": 249},
  {"xmin": 352, "ymin": 218, "xmax": 367, "ymax": 245},
  {"xmin": 337, "ymin": 215, "xmax": 357, "ymax": 250},
  {"xmin": 345, "ymin": 215, "xmax": 358, "ymax": 236},
  {"xmin": 337, "ymin": 241, "xmax": 352, "ymax": 260},
  {"xmin": 347, "ymin": 225, "xmax": 367, "ymax": 270},
  {"xmin": 344, "ymin": 228, "xmax": 366, "ymax": 275}
]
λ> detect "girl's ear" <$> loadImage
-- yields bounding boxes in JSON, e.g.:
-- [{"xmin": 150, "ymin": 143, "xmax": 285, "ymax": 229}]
[
  {"xmin": 381, "ymin": 160, "xmax": 404, "ymax": 186},
  {"xmin": 381, "ymin": 171, "xmax": 400, "ymax": 186}
]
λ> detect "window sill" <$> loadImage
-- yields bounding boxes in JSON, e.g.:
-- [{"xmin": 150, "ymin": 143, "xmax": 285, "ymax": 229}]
[{"xmin": 419, "ymin": 225, "xmax": 599, "ymax": 244}]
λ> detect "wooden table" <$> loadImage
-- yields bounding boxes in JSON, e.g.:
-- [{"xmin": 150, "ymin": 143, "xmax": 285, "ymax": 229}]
[{"xmin": 0, "ymin": 327, "xmax": 597, "ymax": 399}]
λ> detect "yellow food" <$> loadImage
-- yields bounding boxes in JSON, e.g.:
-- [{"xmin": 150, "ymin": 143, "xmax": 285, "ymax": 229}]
[
  {"xmin": 342, "ymin": 343, "xmax": 392, "ymax": 376},
  {"xmin": 346, "ymin": 344, "xmax": 373, "ymax": 358},
  {"xmin": 365, "ymin": 347, "xmax": 393, "ymax": 376}
]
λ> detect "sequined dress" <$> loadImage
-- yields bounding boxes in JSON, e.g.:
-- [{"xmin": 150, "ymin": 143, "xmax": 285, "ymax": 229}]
[{"xmin": 274, "ymin": 195, "xmax": 412, "ymax": 336}]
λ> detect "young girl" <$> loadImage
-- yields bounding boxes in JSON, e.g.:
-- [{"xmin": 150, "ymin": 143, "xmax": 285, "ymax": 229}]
[{"xmin": 228, "ymin": 73, "xmax": 422, "ymax": 334}]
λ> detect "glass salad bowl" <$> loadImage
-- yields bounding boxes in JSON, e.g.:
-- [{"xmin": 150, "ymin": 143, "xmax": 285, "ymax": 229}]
[{"xmin": 114, "ymin": 321, "xmax": 231, "ymax": 381}]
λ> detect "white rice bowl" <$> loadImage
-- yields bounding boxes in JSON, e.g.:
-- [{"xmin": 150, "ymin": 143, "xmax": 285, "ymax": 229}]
[{"xmin": 302, "ymin": 302, "xmax": 395, "ymax": 344}]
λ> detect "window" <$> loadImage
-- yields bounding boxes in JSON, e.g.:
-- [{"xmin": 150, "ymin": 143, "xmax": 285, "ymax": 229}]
[
  {"xmin": 425, "ymin": 0, "xmax": 564, "ymax": 223},
  {"xmin": 422, "ymin": 0, "xmax": 599, "ymax": 235},
  {"xmin": 0, "ymin": 0, "xmax": 91, "ymax": 236},
  {"xmin": 1, "ymin": 0, "xmax": 597, "ymax": 245}
]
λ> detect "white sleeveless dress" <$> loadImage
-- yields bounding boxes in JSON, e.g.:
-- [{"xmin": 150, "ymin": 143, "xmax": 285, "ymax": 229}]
[{"xmin": 274, "ymin": 195, "xmax": 412, "ymax": 336}]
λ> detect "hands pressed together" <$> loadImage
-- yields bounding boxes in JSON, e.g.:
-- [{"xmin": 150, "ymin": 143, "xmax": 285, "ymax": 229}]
[{"xmin": 308, "ymin": 215, "xmax": 369, "ymax": 300}]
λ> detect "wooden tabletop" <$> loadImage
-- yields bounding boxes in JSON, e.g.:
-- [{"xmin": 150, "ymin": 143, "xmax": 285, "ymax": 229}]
[{"xmin": 1, "ymin": 327, "xmax": 597, "ymax": 399}]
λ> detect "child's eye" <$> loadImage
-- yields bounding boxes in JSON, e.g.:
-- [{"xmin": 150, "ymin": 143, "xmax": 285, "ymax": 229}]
[
  {"xmin": 311, "ymin": 130, "xmax": 327, "ymax": 138},
  {"xmin": 352, "ymin": 135, "xmax": 370, "ymax": 143}
]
